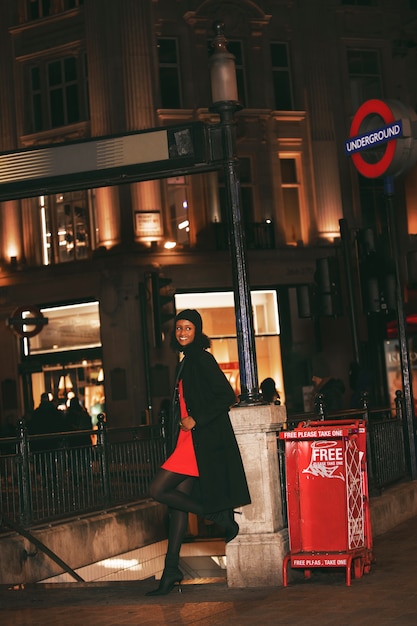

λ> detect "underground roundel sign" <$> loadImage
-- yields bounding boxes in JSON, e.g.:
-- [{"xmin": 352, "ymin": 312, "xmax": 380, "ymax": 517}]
[
  {"xmin": 7, "ymin": 305, "xmax": 48, "ymax": 338},
  {"xmin": 345, "ymin": 99, "xmax": 417, "ymax": 178}
]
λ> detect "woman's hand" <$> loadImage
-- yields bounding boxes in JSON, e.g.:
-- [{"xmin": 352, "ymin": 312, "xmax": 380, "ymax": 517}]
[{"xmin": 180, "ymin": 416, "xmax": 196, "ymax": 431}]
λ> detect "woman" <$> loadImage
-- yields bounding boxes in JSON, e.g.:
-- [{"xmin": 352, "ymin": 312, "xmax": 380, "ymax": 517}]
[{"xmin": 146, "ymin": 309, "xmax": 251, "ymax": 596}]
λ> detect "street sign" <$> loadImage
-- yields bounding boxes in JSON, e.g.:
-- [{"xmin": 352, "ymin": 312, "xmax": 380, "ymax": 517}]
[
  {"xmin": 7, "ymin": 305, "xmax": 48, "ymax": 338},
  {"xmin": 0, "ymin": 122, "xmax": 220, "ymax": 201},
  {"xmin": 346, "ymin": 99, "xmax": 417, "ymax": 178}
]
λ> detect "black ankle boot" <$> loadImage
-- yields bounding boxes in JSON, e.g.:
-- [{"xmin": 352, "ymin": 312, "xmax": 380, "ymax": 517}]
[
  {"xmin": 224, "ymin": 510, "xmax": 239, "ymax": 543},
  {"xmin": 207, "ymin": 509, "xmax": 240, "ymax": 543},
  {"xmin": 145, "ymin": 565, "xmax": 183, "ymax": 596}
]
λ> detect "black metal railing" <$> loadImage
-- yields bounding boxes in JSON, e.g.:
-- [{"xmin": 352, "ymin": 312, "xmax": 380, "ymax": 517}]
[
  {"xmin": 0, "ymin": 414, "xmax": 166, "ymax": 528},
  {"xmin": 281, "ymin": 391, "xmax": 409, "ymax": 504},
  {"xmin": 2, "ymin": 395, "xmax": 411, "ymax": 532}
]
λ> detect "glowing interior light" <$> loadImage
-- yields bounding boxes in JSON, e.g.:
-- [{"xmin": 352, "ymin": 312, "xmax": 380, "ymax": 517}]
[
  {"xmin": 164, "ymin": 241, "xmax": 177, "ymax": 249},
  {"xmin": 178, "ymin": 220, "xmax": 189, "ymax": 230},
  {"xmin": 182, "ymin": 200, "xmax": 188, "ymax": 209}
]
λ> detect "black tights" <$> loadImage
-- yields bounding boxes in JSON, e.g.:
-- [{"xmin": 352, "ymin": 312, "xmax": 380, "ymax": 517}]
[{"xmin": 149, "ymin": 469, "xmax": 203, "ymax": 563}]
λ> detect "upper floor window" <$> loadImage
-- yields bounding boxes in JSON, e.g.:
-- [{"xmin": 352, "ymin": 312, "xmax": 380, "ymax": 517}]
[
  {"xmin": 341, "ymin": 0, "xmax": 378, "ymax": 5},
  {"xmin": 347, "ymin": 48, "xmax": 383, "ymax": 111},
  {"xmin": 27, "ymin": 0, "xmax": 84, "ymax": 20},
  {"xmin": 280, "ymin": 156, "xmax": 303, "ymax": 245},
  {"xmin": 226, "ymin": 41, "xmax": 247, "ymax": 107},
  {"xmin": 28, "ymin": 53, "xmax": 89, "ymax": 132},
  {"xmin": 157, "ymin": 38, "xmax": 182, "ymax": 108},
  {"xmin": 164, "ymin": 176, "xmax": 190, "ymax": 247},
  {"xmin": 28, "ymin": 0, "xmax": 51, "ymax": 19},
  {"xmin": 39, "ymin": 190, "xmax": 94, "ymax": 265},
  {"xmin": 270, "ymin": 42, "xmax": 293, "ymax": 110}
]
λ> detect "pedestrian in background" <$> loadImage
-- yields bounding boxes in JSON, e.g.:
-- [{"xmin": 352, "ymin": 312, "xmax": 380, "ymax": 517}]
[
  {"xmin": 311, "ymin": 354, "xmax": 345, "ymax": 412},
  {"xmin": 64, "ymin": 396, "xmax": 92, "ymax": 446},
  {"xmin": 29, "ymin": 392, "xmax": 64, "ymax": 450},
  {"xmin": 260, "ymin": 377, "xmax": 280, "ymax": 404}
]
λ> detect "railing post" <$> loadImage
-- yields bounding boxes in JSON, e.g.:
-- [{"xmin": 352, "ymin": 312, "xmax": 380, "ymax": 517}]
[
  {"xmin": 159, "ymin": 409, "xmax": 167, "ymax": 459},
  {"xmin": 17, "ymin": 419, "xmax": 32, "ymax": 526},
  {"xmin": 360, "ymin": 392, "xmax": 377, "ymax": 494},
  {"xmin": 394, "ymin": 389, "xmax": 413, "ymax": 479},
  {"xmin": 97, "ymin": 414, "xmax": 111, "ymax": 505},
  {"xmin": 314, "ymin": 393, "xmax": 326, "ymax": 420},
  {"xmin": 360, "ymin": 391, "xmax": 369, "ymax": 415},
  {"xmin": 395, "ymin": 389, "xmax": 405, "ymax": 421}
]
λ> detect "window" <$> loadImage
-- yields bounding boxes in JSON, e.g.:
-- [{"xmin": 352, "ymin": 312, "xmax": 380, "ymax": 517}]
[
  {"xmin": 270, "ymin": 43, "xmax": 293, "ymax": 110},
  {"xmin": 341, "ymin": 0, "xmax": 378, "ymax": 5},
  {"xmin": 358, "ymin": 176, "xmax": 386, "ymax": 235},
  {"xmin": 27, "ymin": 0, "xmax": 84, "ymax": 20},
  {"xmin": 28, "ymin": 54, "xmax": 89, "ymax": 132},
  {"xmin": 226, "ymin": 41, "xmax": 247, "ymax": 107},
  {"xmin": 40, "ymin": 190, "xmax": 94, "ymax": 264},
  {"xmin": 27, "ymin": 302, "xmax": 101, "ymax": 355},
  {"xmin": 280, "ymin": 156, "xmax": 302, "ymax": 244},
  {"xmin": 347, "ymin": 49, "xmax": 383, "ymax": 111},
  {"xmin": 65, "ymin": 0, "xmax": 84, "ymax": 8},
  {"xmin": 157, "ymin": 38, "xmax": 182, "ymax": 108},
  {"xmin": 175, "ymin": 290, "xmax": 284, "ymax": 402},
  {"xmin": 166, "ymin": 176, "xmax": 190, "ymax": 246},
  {"xmin": 28, "ymin": 0, "xmax": 51, "ymax": 19}
]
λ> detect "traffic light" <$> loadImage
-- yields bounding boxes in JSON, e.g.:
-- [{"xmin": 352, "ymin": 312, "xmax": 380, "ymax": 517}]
[
  {"xmin": 357, "ymin": 229, "xmax": 396, "ymax": 315},
  {"xmin": 314, "ymin": 256, "xmax": 342, "ymax": 317},
  {"xmin": 149, "ymin": 271, "xmax": 175, "ymax": 347},
  {"xmin": 296, "ymin": 284, "xmax": 315, "ymax": 318}
]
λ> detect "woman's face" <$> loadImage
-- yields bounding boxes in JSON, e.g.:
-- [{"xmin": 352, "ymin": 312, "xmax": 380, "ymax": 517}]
[{"xmin": 175, "ymin": 319, "xmax": 196, "ymax": 347}]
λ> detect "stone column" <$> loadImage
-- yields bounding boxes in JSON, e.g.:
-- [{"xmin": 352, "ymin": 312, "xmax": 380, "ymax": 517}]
[
  {"xmin": 119, "ymin": 0, "xmax": 162, "ymax": 242},
  {"xmin": 0, "ymin": 2, "xmax": 23, "ymax": 264},
  {"xmin": 226, "ymin": 403, "xmax": 288, "ymax": 587}
]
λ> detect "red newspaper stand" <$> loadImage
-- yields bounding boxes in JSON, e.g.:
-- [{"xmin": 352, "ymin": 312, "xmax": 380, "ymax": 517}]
[{"xmin": 279, "ymin": 419, "xmax": 373, "ymax": 586}]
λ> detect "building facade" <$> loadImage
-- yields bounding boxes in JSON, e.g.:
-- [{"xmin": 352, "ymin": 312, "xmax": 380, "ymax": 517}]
[{"xmin": 0, "ymin": 0, "xmax": 417, "ymax": 429}]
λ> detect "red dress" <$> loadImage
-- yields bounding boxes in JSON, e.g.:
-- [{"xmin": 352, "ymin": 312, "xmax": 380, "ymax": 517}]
[{"xmin": 162, "ymin": 379, "xmax": 199, "ymax": 476}]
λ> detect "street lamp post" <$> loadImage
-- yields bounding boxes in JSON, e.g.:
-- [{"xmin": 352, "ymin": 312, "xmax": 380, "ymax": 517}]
[
  {"xmin": 209, "ymin": 22, "xmax": 261, "ymax": 405},
  {"xmin": 384, "ymin": 175, "xmax": 417, "ymax": 479}
]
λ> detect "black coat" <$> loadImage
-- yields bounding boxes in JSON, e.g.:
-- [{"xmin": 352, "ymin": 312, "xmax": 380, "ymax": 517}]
[{"xmin": 168, "ymin": 345, "xmax": 251, "ymax": 515}]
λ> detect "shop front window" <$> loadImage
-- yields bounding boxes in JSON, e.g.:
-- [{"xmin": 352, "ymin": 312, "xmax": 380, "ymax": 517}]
[
  {"xmin": 22, "ymin": 301, "xmax": 104, "ymax": 418},
  {"xmin": 175, "ymin": 290, "xmax": 283, "ymax": 402}
]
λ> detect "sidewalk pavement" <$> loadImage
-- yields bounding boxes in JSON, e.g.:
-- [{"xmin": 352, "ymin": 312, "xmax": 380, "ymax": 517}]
[{"xmin": 1, "ymin": 514, "xmax": 417, "ymax": 626}]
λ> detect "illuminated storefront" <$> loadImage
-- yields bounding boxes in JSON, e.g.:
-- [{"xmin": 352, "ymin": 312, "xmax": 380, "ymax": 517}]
[
  {"xmin": 175, "ymin": 290, "xmax": 284, "ymax": 402},
  {"xmin": 20, "ymin": 301, "xmax": 104, "ymax": 420}
]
